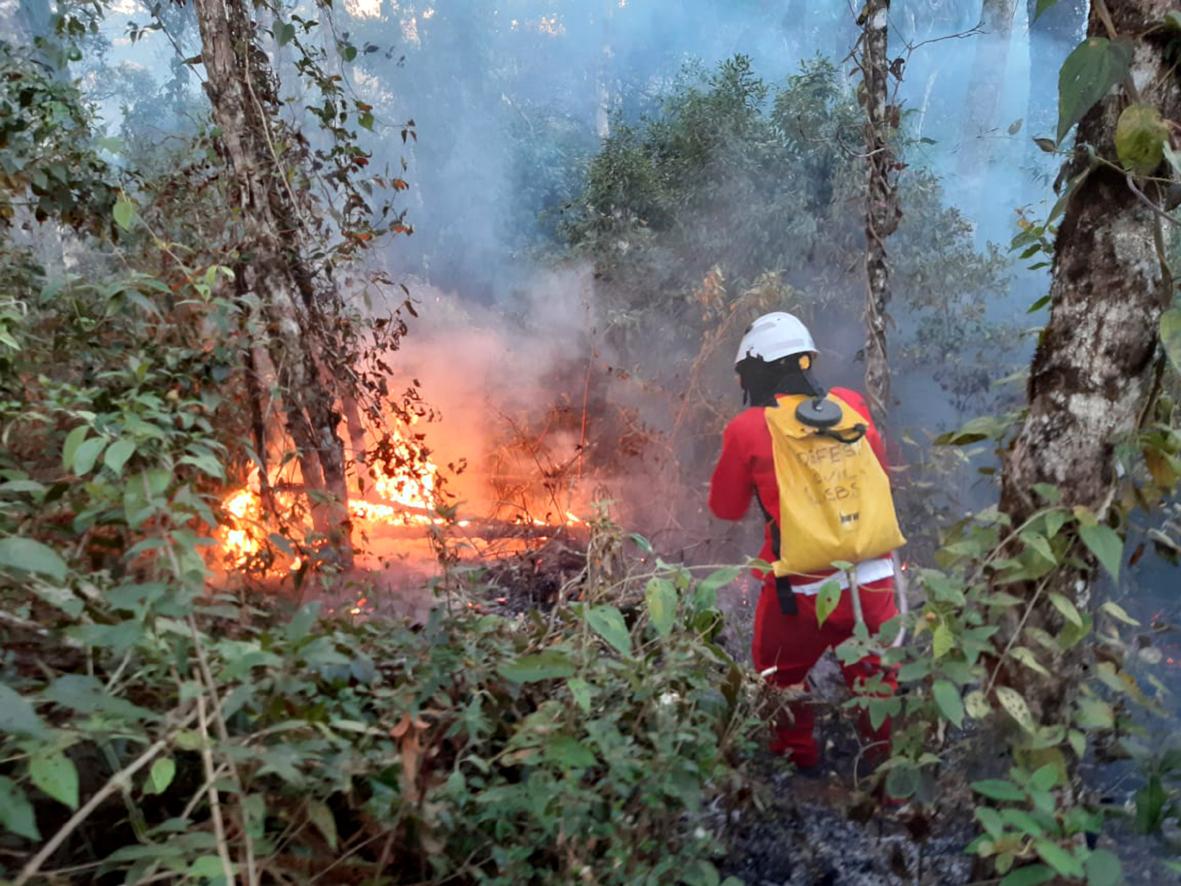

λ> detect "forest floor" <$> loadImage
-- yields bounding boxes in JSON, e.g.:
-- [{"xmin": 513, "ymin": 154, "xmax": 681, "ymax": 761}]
[
  {"xmin": 715, "ymin": 655, "xmax": 975, "ymax": 886},
  {"xmin": 299, "ymin": 542, "xmax": 1179, "ymax": 886}
]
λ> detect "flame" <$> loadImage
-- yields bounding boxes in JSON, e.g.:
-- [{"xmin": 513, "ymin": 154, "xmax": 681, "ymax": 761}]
[{"xmin": 217, "ymin": 417, "xmax": 586, "ymax": 575}]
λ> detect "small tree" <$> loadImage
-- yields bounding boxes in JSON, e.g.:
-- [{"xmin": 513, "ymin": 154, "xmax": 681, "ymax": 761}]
[
  {"xmin": 854, "ymin": 0, "xmax": 901, "ymax": 419},
  {"xmin": 996, "ymin": 0, "xmax": 1181, "ymax": 723}
]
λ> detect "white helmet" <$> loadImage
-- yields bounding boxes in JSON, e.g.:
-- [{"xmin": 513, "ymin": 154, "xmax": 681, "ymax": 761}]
[{"xmin": 734, "ymin": 312, "xmax": 816, "ymax": 366}]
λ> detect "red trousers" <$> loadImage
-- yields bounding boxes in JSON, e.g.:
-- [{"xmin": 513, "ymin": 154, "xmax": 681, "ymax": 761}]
[{"xmin": 753, "ymin": 576, "xmax": 899, "ymax": 767}]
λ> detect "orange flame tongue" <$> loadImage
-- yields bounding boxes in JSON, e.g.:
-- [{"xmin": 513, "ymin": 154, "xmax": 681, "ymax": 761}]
[{"xmin": 218, "ymin": 422, "xmax": 586, "ymax": 573}]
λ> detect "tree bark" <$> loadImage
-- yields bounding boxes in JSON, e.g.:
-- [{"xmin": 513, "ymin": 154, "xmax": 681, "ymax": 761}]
[
  {"xmin": 784, "ymin": 0, "xmax": 808, "ymax": 57},
  {"xmin": 958, "ymin": 0, "xmax": 1019, "ymax": 183},
  {"xmin": 997, "ymin": 0, "xmax": 1180, "ymax": 721},
  {"xmin": 192, "ymin": 0, "xmax": 353, "ymax": 566},
  {"xmin": 1024, "ymin": 0, "xmax": 1088, "ymax": 147},
  {"xmin": 858, "ymin": 0, "xmax": 900, "ymax": 419},
  {"xmin": 1027, "ymin": 0, "xmax": 1088, "ymax": 43},
  {"xmin": 594, "ymin": 0, "xmax": 613, "ymax": 140}
]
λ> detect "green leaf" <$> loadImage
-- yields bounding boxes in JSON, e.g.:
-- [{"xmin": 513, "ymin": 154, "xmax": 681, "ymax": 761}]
[
  {"xmin": 30, "ymin": 750, "xmax": 79, "ymax": 810},
  {"xmin": 1049, "ymin": 593, "xmax": 1083, "ymax": 628},
  {"xmin": 1058, "ymin": 611, "xmax": 1093, "ymax": 650},
  {"xmin": 645, "ymin": 577, "xmax": 677, "ymax": 637},
  {"xmin": 189, "ymin": 855, "xmax": 233, "ymax": 879},
  {"xmin": 1030, "ymin": 763, "xmax": 1060, "ymax": 792},
  {"xmin": 976, "ymin": 806, "xmax": 1004, "ymax": 838},
  {"xmin": 1033, "ymin": 0, "xmax": 1058, "ymax": 22},
  {"xmin": 0, "ymin": 537, "xmax": 68, "ymax": 582},
  {"xmin": 996, "ymin": 686, "xmax": 1036, "ymax": 733},
  {"xmin": 499, "ymin": 651, "xmax": 575, "ymax": 683},
  {"xmin": 1115, "ymin": 103, "xmax": 1168, "ymax": 176},
  {"xmin": 1000, "ymin": 808, "xmax": 1046, "ymax": 837},
  {"xmin": 567, "ymin": 677, "xmax": 592, "ymax": 712},
  {"xmin": 0, "ymin": 682, "xmax": 45, "ymax": 738},
  {"xmin": 285, "ymin": 602, "xmax": 319, "ymax": 643},
  {"xmin": 1099, "ymin": 601, "xmax": 1139, "ymax": 627},
  {"xmin": 964, "ymin": 690, "xmax": 991, "ymax": 719},
  {"xmin": 72, "ymin": 436, "xmax": 107, "ymax": 475},
  {"xmin": 144, "ymin": 757, "xmax": 176, "ymax": 795},
  {"xmin": 1021, "ymin": 531, "xmax": 1056, "ymax": 566},
  {"xmin": 42, "ymin": 674, "xmax": 155, "ymax": 722},
  {"xmin": 897, "ymin": 659, "xmax": 930, "ymax": 682},
  {"xmin": 1165, "ymin": 142, "xmax": 1181, "ymax": 180},
  {"xmin": 1034, "ymin": 840, "xmax": 1085, "ymax": 878},
  {"xmin": 1160, "ymin": 308, "xmax": 1181, "ymax": 374},
  {"xmin": 1000, "ymin": 865, "xmax": 1055, "ymax": 886},
  {"xmin": 1057, "ymin": 37, "xmax": 1133, "ymax": 144},
  {"xmin": 932, "ymin": 680, "xmax": 965, "ymax": 728},
  {"xmin": 103, "ymin": 438, "xmax": 136, "ymax": 475},
  {"xmin": 587, "ymin": 605, "xmax": 631, "ymax": 656},
  {"xmin": 308, "ymin": 799, "xmax": 337, "ymax": 850},
  {"xmin": 61, "ymin": 425, "xmax": 88, "ymax": 470},
  {"xmin": 243, "ymin": 793, "xmax": 266, "ymax": 840},
  {"xmin": 275, "ymin": 21, "xmax": 296, "ymax": 46},
  {"xmin": 1011, "ymin": 646, "xmax": 1050, "ymax": 677},
  {"xmin": 544, "ymin": 735, "xmax": 596, "ymax": 769},
  {"xmin": 972, "ymin": 778, "xmax": 1026, "ymax": 802},
  {"xmin": 932, "ymin": 623, "xmax": 955, "ymax": 659},
  {"xmin": 815, "ymin": 580, "xmax": 840, "ymax": 628},
  {"xmin": 1075, "ymin": 697, "xmax": 1114, "ymax": 730},
  {"xmin": 113, "ymin": 194, "xmax": 137, "ymax": 231},
  {"xmin": 1027, "ymin": 293, "xmax": 1051, "ymax": 313},
  {"xmin": 884, "ymin": 763, "xmax": 919, "ymax": 799},
  {"xmin": 935, "ymin": 414, "xmax": 1011, "ymax": 446},
  {"xmin": 0, "ymin": 776, "xmax": 40, "ymax": 840},
  {"xmin": 1135, "ymin": 775, "xmax": 1167, "ymax": 833},
  {"xmin": 630, "ymin": 533, "xmax": 654, "ymax": 553},
  {"xmin": 358, "ymin": 110, "xmax": 375, "ymax": 131},
  {"xmin": 699, "ymin": 565, "xmax": 741, "ymax": 596},
  {"xmin": 1084, "ymin": 848, "xmax": 1121, "ymax": 886},
  {"xmin": 1078, "ymin": 523, "xmax": 1122, "ymax": 581}
]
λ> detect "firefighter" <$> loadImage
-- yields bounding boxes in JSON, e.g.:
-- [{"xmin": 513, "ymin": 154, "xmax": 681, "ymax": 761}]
[{"xmin": 709, "ymin": 311, "xmax": 901, "ymax": 770}]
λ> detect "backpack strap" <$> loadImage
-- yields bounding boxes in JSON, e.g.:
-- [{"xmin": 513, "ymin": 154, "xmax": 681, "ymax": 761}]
[
  {"xmin": 814, "ymin": 423, "xmax": 867, "ymax": 444},
  {"xmin": 754, "ymin": 489, "xmax": 797, "ymax": 616}
]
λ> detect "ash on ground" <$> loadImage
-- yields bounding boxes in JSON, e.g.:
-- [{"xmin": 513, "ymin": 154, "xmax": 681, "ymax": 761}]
[
  {"xmin": 717, "ymin": 654, "xmax": 976, "ymax": 886},
  {"xmin": 479, "ymin": 537, "xmax": 589, "ymax": 613}
]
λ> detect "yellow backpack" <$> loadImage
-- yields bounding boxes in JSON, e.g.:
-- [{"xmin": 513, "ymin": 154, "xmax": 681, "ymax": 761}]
[{"xmin": 764, "ymin": 393, "xmax": 905, "ymax": 579}]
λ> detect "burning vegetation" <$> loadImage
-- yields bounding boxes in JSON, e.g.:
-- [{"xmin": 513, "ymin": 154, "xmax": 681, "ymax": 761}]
[{"xmin": 8, "ymin": 1, "xmax": 1181, "ymax": 885}]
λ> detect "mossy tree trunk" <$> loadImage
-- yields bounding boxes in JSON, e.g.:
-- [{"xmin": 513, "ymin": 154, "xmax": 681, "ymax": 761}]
[
  {"xmin": 192, "ymin": 0, "xmax": 353, "ymax": 566},
  {"xmin": 857, "ymin": 0, "xmax": 900, "ymax": 419},
  {"xmin": 996, "ymin": 0, "xmax": 1180, "ymax": 724}
]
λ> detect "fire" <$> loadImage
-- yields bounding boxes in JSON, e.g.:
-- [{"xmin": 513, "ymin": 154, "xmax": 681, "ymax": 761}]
[
  {"xmin": 217, "ymin": 420, "xmax": 586, "ymax": 575},
  {"xmin": 371, "ymin": 431, "xmax": 437, "ymax": 514}
]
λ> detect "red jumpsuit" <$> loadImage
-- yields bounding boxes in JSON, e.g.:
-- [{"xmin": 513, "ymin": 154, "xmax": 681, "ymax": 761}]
[{"xmin": 709, "ymin": 387, "xmax": 899, "ymax": 767}]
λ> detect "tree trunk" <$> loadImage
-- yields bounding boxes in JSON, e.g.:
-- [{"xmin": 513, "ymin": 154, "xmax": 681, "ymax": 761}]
[
  {"xmin": 594, "ymin": 0, "xmax": 613, "ymax": 140},
  {"xmin": 858, "ymin": 0, "xmax": 900, "ymax": 419},
  {"xmin": 1027, "ymin": 0, "xmax": 1088, "ymax": 42},
  {"xmin": 956, "ymin": 0, "xmax": 1019, "ymax": 197},
  {"xmin": 192, "ymin": 0, "xmax": 354, "ymax": 567},
  {"xmin": 784, "ymin": 0, "xmax": 808, "ymax": 57},
  {"xmin": 996, "ymin": 0, "xmax": 1180, "ymax": 722},
  {"xmin": 1024, "ymin": 0, "xmax": 1088, "ymax": 146}
]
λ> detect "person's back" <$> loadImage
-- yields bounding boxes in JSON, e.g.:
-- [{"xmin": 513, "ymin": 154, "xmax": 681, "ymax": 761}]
[{"xmin": 709, "ymin": 312, "xmax": 902, "ymax": 770}]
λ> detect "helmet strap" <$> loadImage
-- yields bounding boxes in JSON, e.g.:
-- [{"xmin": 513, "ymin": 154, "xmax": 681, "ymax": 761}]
[{"xmin": 738, "ymin": 355, "xmax": 824, "ymax": 407}]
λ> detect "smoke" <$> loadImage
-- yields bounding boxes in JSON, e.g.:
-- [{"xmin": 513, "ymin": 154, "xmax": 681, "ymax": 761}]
[
  {"xmin": 70, "ymin": 0, "xmax": 1091, "ymax": 556},
  {"xmin": 376, "ymin": 265, "xmax": 609, "ymax": 523}
]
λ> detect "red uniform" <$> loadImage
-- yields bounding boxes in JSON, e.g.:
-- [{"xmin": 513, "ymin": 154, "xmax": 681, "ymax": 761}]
[{"xmin": 709, "ymin": 387, "xmax": 898, "ymax": 767}]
